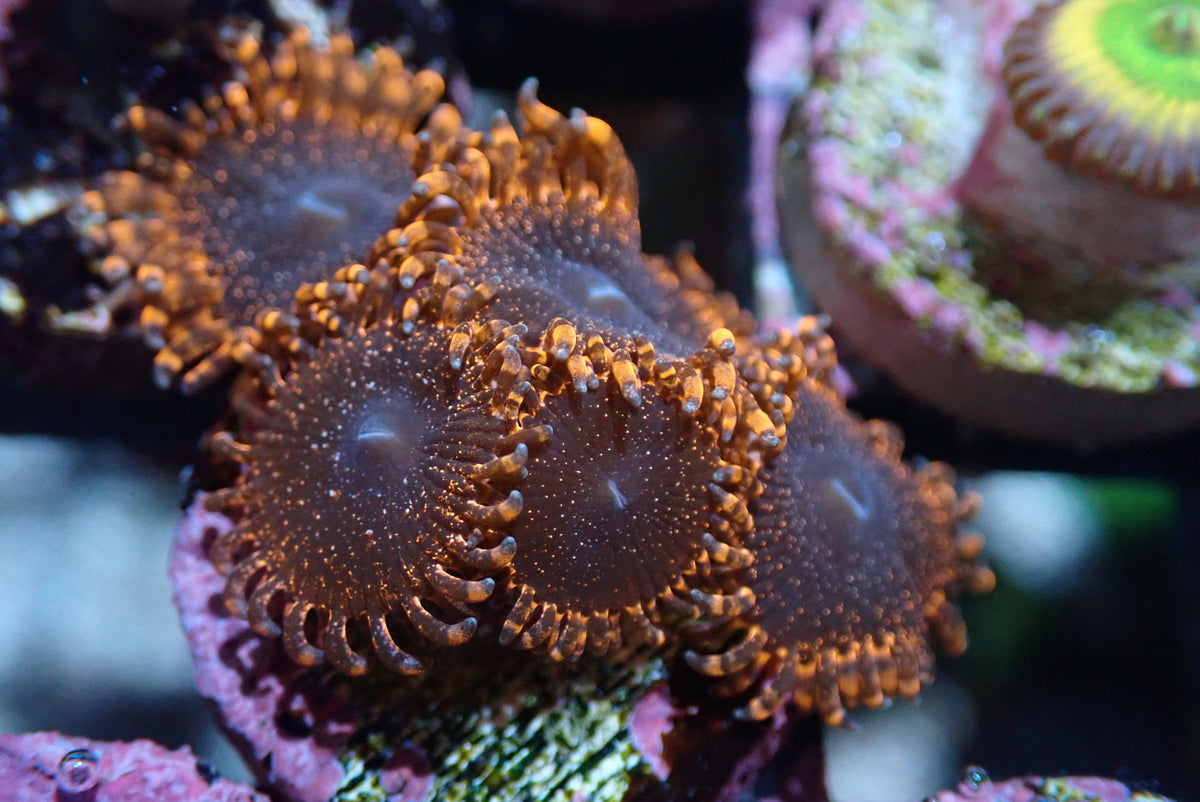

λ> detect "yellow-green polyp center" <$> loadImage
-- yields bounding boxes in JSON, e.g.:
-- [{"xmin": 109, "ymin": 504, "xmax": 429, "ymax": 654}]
[{"xmin": 1095, "ymin": 0, "xmax": 1200, "ymax": 100}]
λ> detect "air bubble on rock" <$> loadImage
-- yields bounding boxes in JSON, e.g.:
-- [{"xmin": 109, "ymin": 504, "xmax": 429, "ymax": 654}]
[
  {"xmin": 57, "ymin": 748, "xmax": 100, "ymax": 793},
  {"xmin": 959, "ymin": 765, "xmax": 989, "ymax": 792},
  {"xmin": 1085, "ymin": 325, "xmax": 1114, "ymax": 352}
]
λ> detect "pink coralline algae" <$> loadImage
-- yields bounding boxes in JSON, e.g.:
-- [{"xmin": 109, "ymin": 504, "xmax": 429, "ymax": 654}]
[
  {"xmin": 0, "ymin": 731, "xmax": 266, "ymax": 802},
  {"xmin": 931, "ymin": 769, "xmax": 1176, "ymax": 802},
  {"xmin": 169, "ymin": 495, "xmax": 355, "ymax": 802}
]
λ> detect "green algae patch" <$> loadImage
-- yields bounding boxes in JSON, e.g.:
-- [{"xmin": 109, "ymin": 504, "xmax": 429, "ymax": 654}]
[{"xmin": 330, "ymin": 648, "xmax": 666, "ymax": 802}]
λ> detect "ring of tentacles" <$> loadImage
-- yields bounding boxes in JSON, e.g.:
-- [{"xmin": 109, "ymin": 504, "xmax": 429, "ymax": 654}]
[
  {"xmin": 192, "ymin": 39, "xmax": 992, "ymax": 725},
  {"xmin": 57, "ymin": 26, "xmax": 460, "ymax": 392}
]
